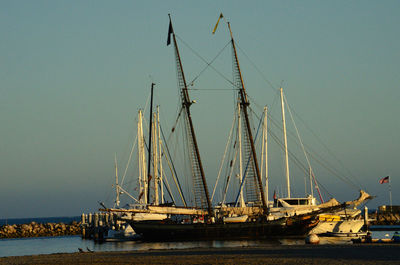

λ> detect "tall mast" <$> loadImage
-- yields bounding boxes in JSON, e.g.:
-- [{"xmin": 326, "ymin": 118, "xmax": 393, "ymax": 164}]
[
  {"xmin": 168, "ymin": 15, "xmax": 212, "ymax": 216},
  {"xmin": 157, "ymin": 106, "xmax": 164, "ymax": 204},
  {"xmin": 263, "ymin": 107, "xmax": 269, "ymax": 205},
  {"xmin": 227, "ymin": 22, "xmax": 267, "ymax": 208},
  {"xmin": 237, "ymin": 103, "xmax": 245, "ymax": 207},
  {"xmin": 146, "ymin": 83, "xmax": 155, "ymax": 204},
  {"xmin": 138, "ymin": 109, "xmax": 147, "ymax": 204},
  {"xmin": 280, "ymin": 87, "xmax": 291, "ymax": 198},
  {"xmin": 153, "ymin": 112, "xmax": 159, "ymax": 205},
  {"xmin": 114, "ymin": 153, "xmax": 120, "ymax": 207},
  {"xmin": 309, "ymin": 167, "xmax": 313, "ymax": 198}
]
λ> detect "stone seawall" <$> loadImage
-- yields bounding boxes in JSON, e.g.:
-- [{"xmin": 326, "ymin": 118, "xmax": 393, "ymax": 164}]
[{"xmin": 0, "ymin": 221, "xmax": 82, "ymax": 238}]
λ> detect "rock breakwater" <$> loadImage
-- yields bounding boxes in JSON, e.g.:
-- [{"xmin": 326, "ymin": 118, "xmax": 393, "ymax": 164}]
[{"xmin": 0, "ymin": 221, "xmax": 81, "ymax": 238}]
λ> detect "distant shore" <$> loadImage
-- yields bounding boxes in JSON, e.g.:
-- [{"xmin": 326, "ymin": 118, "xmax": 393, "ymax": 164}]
[{"xmin": 1, "ymin": 244, "xmax": 400, "ymax": 265}]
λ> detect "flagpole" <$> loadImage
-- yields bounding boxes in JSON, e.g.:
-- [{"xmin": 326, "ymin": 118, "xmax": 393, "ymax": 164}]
[{"xmin": 389, "ymin": 176, "xmax": 392, "ymax": 212}]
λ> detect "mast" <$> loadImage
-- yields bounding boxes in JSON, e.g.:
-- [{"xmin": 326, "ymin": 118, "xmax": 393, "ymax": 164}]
[
  {"xmin": 309, "ymin": 167, "xmax": 313, "ymax": 198},
  {"xmin": 263, "ymin": 107, "xmax": 268, "ymax": 205},
  {"xmin": 168, "ymin": 15, "xmax": 213, "ymax": 216},
  {"xmin": 146, "ymin": 83, "xmax": 155, "ymax": 204},
  {"xmin": 157, "ymin": 106, "xmax": 164, "ymax": 204},
  {"xmin": 237, "ymin": 103, "xmax": 245, "ymax": 207},
  {"xmin": 138, "ymin": 109, "xmax": 147, "ymax": 204},
  {"xmin": 227, "ymin": 22, "xmax": 267, "ymax": 208},
  {"xmin": 114, "ymin": 153, "xmax": 120, "ymax": 207},
  {"xmin": 280, "ymin": 87, "xmax": 290, "ymax": 198},
  {"xmin": 153, "ymin": 112, "xmax": 159, "ymax": 205}
]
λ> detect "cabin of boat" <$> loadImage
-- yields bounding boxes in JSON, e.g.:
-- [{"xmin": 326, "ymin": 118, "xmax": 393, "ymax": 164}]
[{"xmin": 273, "ymin": 196, "xmax": 317, "ymax": 208}]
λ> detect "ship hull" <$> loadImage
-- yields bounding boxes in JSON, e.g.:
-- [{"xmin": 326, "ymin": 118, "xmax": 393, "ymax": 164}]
[{"xmin": 129, "ymin": 217, "xmax": 318, "ymax": 241}]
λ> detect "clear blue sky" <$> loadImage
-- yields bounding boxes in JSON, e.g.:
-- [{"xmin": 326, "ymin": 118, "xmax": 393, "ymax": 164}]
[{"xmin": 1, "ymin": 0, "xmax": 399, "ymax": 218}]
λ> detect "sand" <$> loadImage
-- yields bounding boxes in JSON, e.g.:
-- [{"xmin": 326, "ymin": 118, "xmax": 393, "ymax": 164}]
[{"xmin": 1, "ymin": 244, "xmax": 399, "ymax": 265}]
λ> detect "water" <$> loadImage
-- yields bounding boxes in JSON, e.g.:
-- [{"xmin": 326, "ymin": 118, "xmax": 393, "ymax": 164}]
[
  {"xmin": 1, "ymin": 230, "xmax": 397, "ymax": 258},
  {"xmin": 1, "ymin": 215, "xmax": 398, "ymax": 258},
  {"xmin": 0, "ymin": 236, "xmax": 279, "ymax": 257},
  {"xmin": 0, "ymin": 216, "xmax": 80, "ymax": 226}
]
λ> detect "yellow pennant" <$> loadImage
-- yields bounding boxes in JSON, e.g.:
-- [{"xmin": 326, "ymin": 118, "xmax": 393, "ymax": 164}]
[{"xmin": 212, "ymin": 13, "xmax": 224, "ymax": 34}]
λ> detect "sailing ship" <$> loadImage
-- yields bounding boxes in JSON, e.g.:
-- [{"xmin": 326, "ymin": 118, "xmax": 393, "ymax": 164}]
[
  {"xmin": 126, "ymin": 15, "xmax": 348, "ymax": 241},
  {"xmin": 101, "ymin": 14, "xmax": 372, "ymax": 242}
]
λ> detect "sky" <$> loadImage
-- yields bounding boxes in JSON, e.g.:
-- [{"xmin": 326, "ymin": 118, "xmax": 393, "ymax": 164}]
[{"xmin": 1, "ymin": 0, "xmax": 399, "ymax": 218}]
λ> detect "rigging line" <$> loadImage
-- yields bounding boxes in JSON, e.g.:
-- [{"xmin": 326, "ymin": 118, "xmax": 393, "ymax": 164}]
[
  {"xmin": 252, "ymin": 86, "xmax": 363, "ymax": 190},
  {"xmin": 263, "ymin": 110, "xmax": 336, "ymax": 196},
  {"xmin": 267, "ymin": 112, "xmax": 359, "ymax": 190},
  {"xmin": 179, "ymin": 115, "xmax": 190, "ymax": 205},
  {"xmin": 306, "ymin": 148, "xmax": 360, "ymax": 190},
  {"xmin": 283, "ymin": 93, "xmax": 327, "ymax": 199},
  {"xmin": 289, "ymin": 105, "xmax": 364, "ymax": 190},
  {"xmin": 314, "ymin": 178, "xmax": 334, "ymax": 199},
  {"xmin": 220, "ymin": 123, "xmax": 237, "ymax": 203},
  {"xmin": 121, "ymin": 92, "xmax": 152, "ymax": 186},
  {"xmin": 223, "ymin": 140, "xmax": 240, "ymax": 204},
  {"xmin": 176, "ymin": 35, "xmax": 237, "ymax": 88},
  {"xmin": 169, "ymin": 107, "xmax": 183, "ymax": 141},
  {"xmin": 211, "ymin": 109, "xmax": 237, "ymax": 201},
  {"xmin": 247, "ymin": 89, "xmax": 280, "ymax": 118},
  {"xmin": 160, "ymin": 124, "xmax": 187, "ymax": 206},
  {"xmin": 222, "ymin": 126, "xmax": 239, "ymax": 203},
  {"xmin": 120, "ymin": 134, "xmax": 138, "ymax": 188},
  {"xmin": 187, "ymin": 88, "xmax": 237, "ymax": 91},
  {"xmin": 252, "ymin": 103, "xmax": 360, "ymax": 191},
  {"xmin": 236, "ymin": 42, "xmax": 278, "ymax": 92},
  {"xmin": 267, "ymin": 130, "xmax": 307, "ymax": 177},
  {"xmin": 157, "ymin": 154, "xmax": 175, "ymax": 204},
  {"xmin": 234, "ymin": 110, "xmax": 264, "ymax": 205},
  {"xmin": 283, "ymin": 92, "xmax": 314, "ymax": 183}
]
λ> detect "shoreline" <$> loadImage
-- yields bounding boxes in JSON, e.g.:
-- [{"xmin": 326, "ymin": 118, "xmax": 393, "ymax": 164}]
[{"xmin": 1, "ymin": 244, "xmax": 400, "ymax": 265}]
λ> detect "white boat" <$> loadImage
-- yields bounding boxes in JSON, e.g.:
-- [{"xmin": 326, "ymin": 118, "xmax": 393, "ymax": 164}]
[
  {"xmin": 104, "ymin": 224, "xmax": 140, "ymax": 242},
  {"xmin": 311, "ymin": 219, "xmax": 365, "ymax": 236},
  {"xmin": 223, "ymin": 215, "xmax": 248, "ymax": 223}
]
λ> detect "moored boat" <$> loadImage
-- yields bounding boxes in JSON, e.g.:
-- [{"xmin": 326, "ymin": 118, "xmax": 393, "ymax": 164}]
[{"xmin": 129, "ymin": 215, "xmax": 318, "ymax": 241}]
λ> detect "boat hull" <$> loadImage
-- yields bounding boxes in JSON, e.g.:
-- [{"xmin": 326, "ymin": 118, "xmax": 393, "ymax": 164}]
[{"xmin": 129, "ymin": 217, "xmax": 318, "ymax": 241}]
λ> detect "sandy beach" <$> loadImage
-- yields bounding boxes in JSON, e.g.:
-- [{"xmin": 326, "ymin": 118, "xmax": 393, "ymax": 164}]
[{"xmin": 1, "ymin": 244, "xmax": 399, "ymax": 265}]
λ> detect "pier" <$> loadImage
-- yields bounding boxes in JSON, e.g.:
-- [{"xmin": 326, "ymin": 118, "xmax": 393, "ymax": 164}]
[{"xmin": 81, "ymin": 212, "xmax": 125, "ymax": 242}]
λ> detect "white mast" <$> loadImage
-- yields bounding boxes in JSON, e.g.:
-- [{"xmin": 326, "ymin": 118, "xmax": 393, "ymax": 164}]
[
  {"xmin": 114, "ymin": 153, "xmax": 120, "ymax": 207},
  {"xmin": 237, "ymin": 102, "xmax": 245, "ymax": 207},
  {"xmin": 157, "ymin": 106, "xmax": 164, "ymax": 204},
  {"xmin": 138, "ymin": 109, "xmax": 147, "ymax": 204},
  {"xmin": 152, "ymin": 112, "xmax": 159, "ymax": 205},
  {"xmin": 280, "ymin": 87, "xmax": 291, "ymax": 198},
  {"xmin": 309, "ymin": 167, "xmax": 314, "ymax": 198},
  {"xmin": 263, "ymin": 106, "xmax": 268, "ymax": 205}
]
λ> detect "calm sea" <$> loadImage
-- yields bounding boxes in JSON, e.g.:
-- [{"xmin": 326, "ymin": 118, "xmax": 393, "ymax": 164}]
[
  {"xmin": 0, "ymin": 216, "xmax": 80, "ymax": 226},
  {"xmin": 0, "ymin": 217, "xmax": 397, "ymax": 257}
]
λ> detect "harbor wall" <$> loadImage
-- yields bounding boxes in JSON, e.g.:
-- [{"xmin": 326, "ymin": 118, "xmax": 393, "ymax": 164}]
[
  {"xmin": 369, "ymin": 205, "xmax": 400, "ymax": 226},
  {"xmin": 0, "ymin": 221, "xmax": 81, "ymax": 238}
]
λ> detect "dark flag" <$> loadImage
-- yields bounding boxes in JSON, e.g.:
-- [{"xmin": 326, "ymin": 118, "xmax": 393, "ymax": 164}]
[
  {"xmin": 167, "ymin": 20, "xmax": 174, "ymax": 46},
  {"xmin": 379, "ymin": 176, "xmax": 390, "ymax": 184}
]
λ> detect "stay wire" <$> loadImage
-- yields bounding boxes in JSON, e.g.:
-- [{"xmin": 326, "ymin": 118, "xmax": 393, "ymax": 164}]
[{"xmin": 176, "ymin": 35, "xmax": 238, "ymax": 89}]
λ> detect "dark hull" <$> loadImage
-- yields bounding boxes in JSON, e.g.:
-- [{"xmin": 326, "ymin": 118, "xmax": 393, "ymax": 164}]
[{"xmin": 129, "ymin": 217, "xmax": 318, "ymax": 241}]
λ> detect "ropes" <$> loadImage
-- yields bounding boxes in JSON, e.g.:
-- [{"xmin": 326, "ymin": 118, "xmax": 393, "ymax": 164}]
[
  {"xmin": 176, "ymin": 35, "xmax": 238, "ymax": 89},
  {"xmin": 211, "ymin": 109, "xmax": 237, "ymax": 201}
]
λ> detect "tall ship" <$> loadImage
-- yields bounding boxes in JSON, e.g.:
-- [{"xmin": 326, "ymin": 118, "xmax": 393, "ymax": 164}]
[{"xmin": 124, "ymin": 15, "xmax": 370, "ymax": 241}]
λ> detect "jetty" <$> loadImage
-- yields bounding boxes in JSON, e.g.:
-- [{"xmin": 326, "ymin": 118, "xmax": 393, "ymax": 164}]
[
  {"xmin": 0, "ymin": 221, "xmax": 81, "ymax": 238},
  {"xmin": 81, "ymin": 212, "xmax": 124, "ymax": 242}
]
